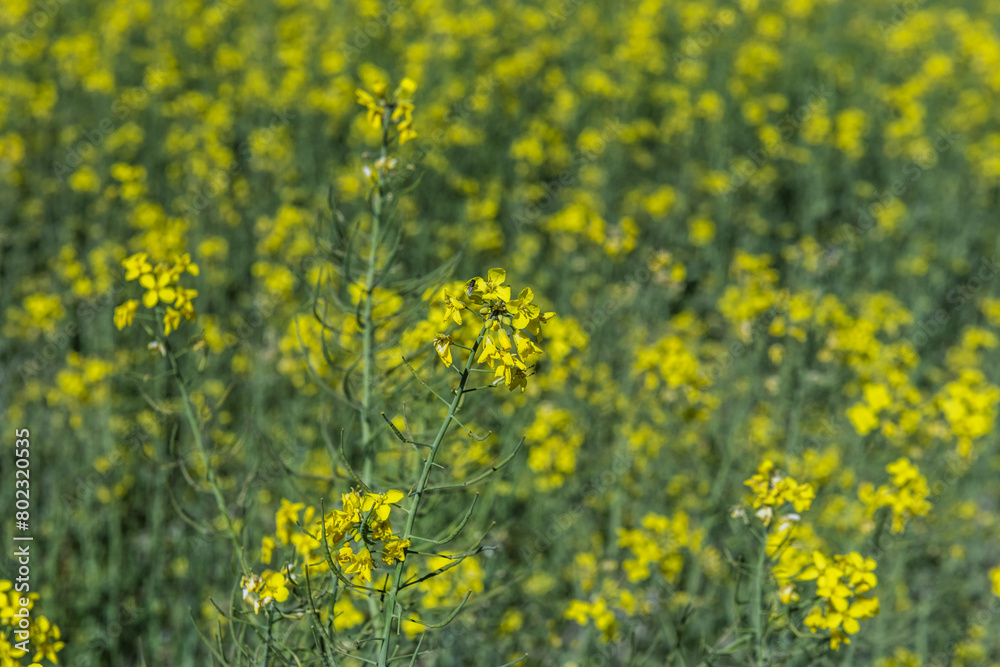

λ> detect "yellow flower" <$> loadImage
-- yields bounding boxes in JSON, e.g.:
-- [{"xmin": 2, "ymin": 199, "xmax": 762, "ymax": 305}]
[
  {"xmin": 172, "ymin": 253, "xmax": 200, "ymax": 277},
  {"xmin": 392, "ymin": 102, "xmax": 414, "ymax": 124},
  {"xmin": 474, "ymin": 268, "xmax": 511, "ymax": 301},
  {"xmin": 29, "ymin": 616, "xmax": 65, "ymax": 663},
  {"xmin": 241, "ymin": 569, "xmax": 291, "ymax": 614},
  {"xmin": 356, "ymin": 88, "xmax": 384, "ymax": 129},
  {"xmin": 262, "ymin": 570, "xmax": 290, "ymax": 603},
  {"xmin": 478, "ymin": 329, "xmax": 515, "ymax": 369},
  {"xmin": 688, "ymin": 217, "xmax": 716, "ymax": 245},
  {"xmin": 261, "ymin": 536, "xmax": 275, "ymax": 564},
  {"xmin": 275, "ymin": 498, "xmax": 306, "ymax": 544},
  {"xmin": 139, "ymin": 268, "xmax": 177, "ymax": 308},
  {"xmin": 433, "ymin": 333, "xmax": 454, "ymax": 367},
  {"xmin": 361, "ymin": 489, "xmax": 404, "ymax": 522},
  {"xmin": 114, "ymin": 300, "xmax": 140, "ymax": 330},
  {"xmin": 513, "ymin": 329, "xmax": 542, "ymax": 366},
  {"xmin": 528, "ymin": 310, "xmax": 556, "ymax": 339},
  {"xmin": 443, "ymin": 290, "xmax": 467, "ymax": 325},
  {"xmin": 398, "ymin": 114, "xmax": 417, "ymax": 144},
  {"xmin": 394, "ymin": 77, "xmax": 417, "ymax": 98},
  {"xmin": 333, "ymin": 596, "xmax": 365, "ymax": 630},
  {"xmin": 382, "ymin": 539, "xmax": 410, "ymax": 565},
  {"xmin": 122, "ymin": 252, "xmax": 152, "ymax": 281},
  {"xmin": 174, "ymin": 287, "xmax": 199, "ymax": 320},
  {"xmin": 508, "ymin": 287, "xmax": 539, "ymax": 329},
  {"xmin": 339, "ymin": 544, "xmax": 375, "ymax": 583},
  {"xmin": 393, "ymin": 78, "xmax": 417, "ymax": 143},
  {"xmin": 565, "ymin": 599, "xmax": 592, "ymax": 625},
  {"xmin": 846, "ymin": 403, "xmax": 879, "ymax": 435},
  {"xmin": 499, "ymin": 364, "xmax": 529, "ymax": 392},
  {"xmin": 163, "ymin": 307, "xmax": 182, "ymax": 336}
]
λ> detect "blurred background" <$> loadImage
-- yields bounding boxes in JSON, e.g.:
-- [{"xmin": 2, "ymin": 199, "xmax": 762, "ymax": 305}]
[{"xmin": 2, "ymin": 0, "xmax": 1000, "ymax": 664}]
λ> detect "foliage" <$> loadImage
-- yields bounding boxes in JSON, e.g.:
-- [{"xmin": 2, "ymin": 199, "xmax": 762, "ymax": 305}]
[{"xmin": 3, "ymin": 0, "xmax": 1000, "ymax": 665}]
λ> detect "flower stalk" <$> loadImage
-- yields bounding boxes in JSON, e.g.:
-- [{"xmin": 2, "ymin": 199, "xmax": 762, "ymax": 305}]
[{"xmin": 376, "ymin": 324, "xmax": 487, "ymax": 666}]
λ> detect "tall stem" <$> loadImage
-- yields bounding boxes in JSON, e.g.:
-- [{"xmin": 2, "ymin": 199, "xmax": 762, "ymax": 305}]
[
  {"xmin": 360, "ymin": 107, "xmax": 393, "ymax": 628},
  {"xmin": 359, "ymin": 103, "xmax": 392, "ymax": 487},
  {"xmin": 751, "ymin": 527, "xmax": 768, "ymax": 666},
  {"xmin": 164, "ymin": 337, "xmax": 242, "ymax": 558},
  {"xmin": 376, "ymin": 325, "xmax": 487, "ymax": 666},
  {"xmin": 261, "ymin": 610, "xmax": 273, "ymax": 667},
  {"xmin": 360, "ymin": 187, "xmax": 381, "ymax": 488}
]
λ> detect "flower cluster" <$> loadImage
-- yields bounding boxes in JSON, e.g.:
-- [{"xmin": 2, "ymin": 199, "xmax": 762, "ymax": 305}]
[
  {"xmin": 0, "ymin": 580, "xmax": 65, "ymax": 665},
  {"xmin": 564, "ymin": 597, "xmax": 619, "ymax": 643},
  {"xmin": 618, "ymin": 512, "xmax": 700, "ymax": 584},
  {"xmin": 260, "ymin": 490, "xmax": 409, "ymax": 584},
  {"xmin": 769, "ymin": 521, "xmax": 824, "ymax": 605},
  {"xmin": 434, "ymin": 268, "xmax": 554, "ymax": 392},
  {"xmin": 741, "ymin": 459, "xmax": 815, "ymax": 526},
  {"xmin": 115, "ymin": 252, "xmax": 199, "ymax": 335},
  {"xmin": 240, "ymin": 569, "xmax": 291, "ymax": 615},
  {"xmin": 800, "ymin": 551, "xmax": 880, "ymax": 650},
  {"xmin": 322, "ymin": 489, "xmax": 411, "ymax": 583},
  {"xmin": 737, "ymin": 462, "xmax": 880, "ymax": 650},
  {"xmin": 356, "ymin": 77, "xmax": 417, "ymax": 144},
  {"xmin": 263, "ymin": 498, "xmax": 323, "ymax": 567},
  {"xmin": 859, "ymin": 458, "xmax": 932, "ymax": 534},
  {"xmin": 564, "ymin": 512, "xmax": 699, "ymax": 642}
]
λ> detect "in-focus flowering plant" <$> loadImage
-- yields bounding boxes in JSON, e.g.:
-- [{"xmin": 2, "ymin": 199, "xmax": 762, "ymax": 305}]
[
  {"xmin": 799, "ymin": 551, "xmax": 880, "ymax": 650},
  {"xmin": 356, "ymin": 77, "xmax": 418, "ymax": 144},
  {"xmin": 742, "ymin": 458, "xmax": 816, "ymax": 526},
  {"xmin": 435, "ymin": 268, "xmax": 554, "ymax": 392},
  {"xmin": 734, "ymin": 461, "xmax": 880, "ymax": 652},
  {"xmin": 115, "ymin": 251, "xmax": 199, "ymax": 335},
  {"xmin": 240, "ymin": 569, "xmax": 291, "ymax": 615}
]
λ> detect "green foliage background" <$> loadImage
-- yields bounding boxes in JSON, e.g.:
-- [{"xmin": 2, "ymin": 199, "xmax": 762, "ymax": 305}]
[{"xmin": 2, "ymin": 0, "xmax": 1000, "ymax": 664}]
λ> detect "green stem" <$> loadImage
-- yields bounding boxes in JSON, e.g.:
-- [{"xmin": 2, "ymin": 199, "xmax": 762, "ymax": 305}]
[
  {"xmin": 360, "ymin": 103, "xmax": 394, "ymax": 629},
  {"xmin": 751, "ymin": 527, "xmax": 768, "ymax": 666},
  {"xmin": 360, "ymin": 102, "xmax": 393, "ymax": 486},
  {"xmin": 376, "ymin": 325, "xmax": 487, "ymax": 666},
  {"xmin": 361, "ymin": 187, "xmax": 380, "ymax": 487},
  {"xmin": 164, "ymin": 336, "xmax": 242, "ymax": 559},
  {"xmin": 261, "ymin": 610, "xmax": 272, "ymax": 667}
]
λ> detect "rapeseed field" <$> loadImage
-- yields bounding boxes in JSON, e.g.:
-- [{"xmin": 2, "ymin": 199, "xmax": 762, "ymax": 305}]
[{"xmin": 2, "ymin": 0, "xmax": 1000, "ymax": 664}]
